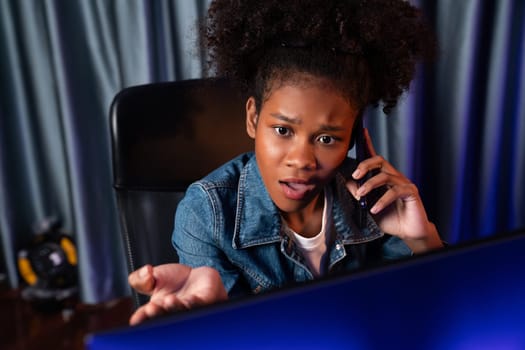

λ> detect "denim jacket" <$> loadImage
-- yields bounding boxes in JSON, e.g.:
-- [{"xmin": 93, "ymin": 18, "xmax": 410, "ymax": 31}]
[{"xmin": 172, "ymin": 152, "xmax": 412, "ymax": 296}]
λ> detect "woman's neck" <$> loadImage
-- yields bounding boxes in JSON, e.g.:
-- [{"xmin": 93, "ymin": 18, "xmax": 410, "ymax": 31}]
[{"xmin": 282, "ymin": 191, "xmax": 325, "ymax": 238}]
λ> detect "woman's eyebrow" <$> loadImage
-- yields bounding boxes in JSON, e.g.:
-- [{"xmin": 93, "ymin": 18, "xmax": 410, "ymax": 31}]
[
  {"xmin": 270, "ymin": 113, "xmax": 345, "ymax": 132},
  {"xmin": 319, "ymin": 124, "xmax": 345, "ymax": 132},
  {"xmin": 270, "ymin": 113, "xmax": 301, "ymax": 124}
]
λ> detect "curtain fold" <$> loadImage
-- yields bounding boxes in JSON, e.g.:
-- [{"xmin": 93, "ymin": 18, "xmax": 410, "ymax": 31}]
[
  {"xmin": 0, "ymin": 0, "xmax": 523, "ymax": 303},
  {"xmin": 0, "ymin": 0, "xmax": 208, "ymax": 303},
  {"xmin": 430, "ymin": 0, "xmax": 525, "ymax": 241},
  {"xmin": 479, "ymin": 0, "xmax": 525, "ymax": 235}
]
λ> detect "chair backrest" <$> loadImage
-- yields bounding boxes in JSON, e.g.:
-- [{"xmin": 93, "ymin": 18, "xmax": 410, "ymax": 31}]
[{"xmin": 110, "ymin": 78, "xmax": 252, "ymax": 306}]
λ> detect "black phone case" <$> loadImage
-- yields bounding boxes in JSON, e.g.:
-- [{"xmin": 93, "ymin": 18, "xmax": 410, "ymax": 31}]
[{"xmin": 348, "ymin": 118, "xmax": 387, "ymax": 228}]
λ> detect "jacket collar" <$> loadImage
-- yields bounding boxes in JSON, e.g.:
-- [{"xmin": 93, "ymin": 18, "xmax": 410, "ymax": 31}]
[
  {"xmin": 233, "ymin": 156, "xmax": 282, "ymax": 249},
  {"xmin": 232, "ymin": 155, "xmax": 382, "ymax": 249},
  {"xmin": 330, "ymin": 173, "xmax": 383, "ymax": 244}
]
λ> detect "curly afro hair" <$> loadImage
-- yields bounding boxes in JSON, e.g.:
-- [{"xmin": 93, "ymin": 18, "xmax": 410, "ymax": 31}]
[{"xmin": 202, "ymin": 0, "xmax": 437, "ymax": 114}]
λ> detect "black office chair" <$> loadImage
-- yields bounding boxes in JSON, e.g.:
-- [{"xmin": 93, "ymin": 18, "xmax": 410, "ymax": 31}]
[{"xmin": 110, "ymin": 78, "xmax": 253, "ymax": 306}]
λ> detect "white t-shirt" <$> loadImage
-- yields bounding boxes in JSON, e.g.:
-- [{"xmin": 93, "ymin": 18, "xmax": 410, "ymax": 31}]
[{"xmin": 282, "ymin": 187, "xmax": 333, "ymax": 277}]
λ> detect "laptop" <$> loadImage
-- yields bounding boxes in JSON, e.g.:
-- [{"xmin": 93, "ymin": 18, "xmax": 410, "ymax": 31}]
[{"xmin": 86, "ymin": 229, "xmax": 525, "ymax": 350}]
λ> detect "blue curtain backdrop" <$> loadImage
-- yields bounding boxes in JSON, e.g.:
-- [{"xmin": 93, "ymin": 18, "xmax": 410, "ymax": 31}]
[
  {"xmin": 0, "ymin": 0, "xmax": 523, "ymax": 303},
  {"xmin": 0, "ymin": 0, "xmax": 211, "ymax": 303},
  {"xmin": 366, "ymin": 0, "xmax": 525, "ymax": 243}
]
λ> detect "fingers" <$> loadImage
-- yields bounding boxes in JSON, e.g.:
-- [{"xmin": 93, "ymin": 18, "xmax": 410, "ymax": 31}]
[
  {"xmin": 129, "ymin": 263, "xmax": 193, "ymax": 296},
  {"xmin": 368, "ymin": 182, "xmax": 419, "ymax": 214},
  {"xmin": 350, "ymin": 154, "xmax": 397, "ymax": 195},
  {"xmin": 129, "ymin": 300, "xmax": 167, "ymax": 326},
  {"xmin": 161, "ymin": 291, "xmax": 216, "ymax": 311},
  {"xmin": 163, "ymin": 293, "xmax": 195, "ymax": 310},
  {"xmin": 128, "ymin": 265, "xmax": 228, "ymax": 326},
  {"xmin": 127, "ymin": 263, "xmax": 193, "ymax": 326},
  {"xmin": 129, "ymin": 296, "xmax": 188, "ymax": 326},
  {"xmin": 128, "ymin": 265, "xmax": 156, "ymax": 296},
  {"xmin": 347, "ymin": 154, "xmax": 420, "ymax": 214},
  {"xmin": 151, "ymin": 263, "xmax": 192, "ymax": 292},
  {"xmin": 351, "ymin": 154, "xmax": 397, "ymax": 181}
]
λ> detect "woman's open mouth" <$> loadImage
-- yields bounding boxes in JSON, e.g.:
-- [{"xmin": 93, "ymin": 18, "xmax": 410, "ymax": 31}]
[{"xmin": 279, "ymin": 180, "xmax": 316, "ymax": 200}]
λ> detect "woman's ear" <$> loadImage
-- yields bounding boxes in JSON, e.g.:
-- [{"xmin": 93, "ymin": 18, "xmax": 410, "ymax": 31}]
[{"xmin": 246, "ymin": 97, "xmax": 258, "ymax": 139}]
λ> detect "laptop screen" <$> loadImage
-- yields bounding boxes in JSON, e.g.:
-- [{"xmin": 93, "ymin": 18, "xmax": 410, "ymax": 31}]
[{"xmin": 86, "ymin": 230, "xmax": 525, "ymax": 350}]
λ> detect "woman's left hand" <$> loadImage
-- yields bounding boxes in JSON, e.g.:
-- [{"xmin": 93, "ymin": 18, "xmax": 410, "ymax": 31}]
[{"xmin": 345, "ymin": 128, "xmax": 443, "ymax": 253}]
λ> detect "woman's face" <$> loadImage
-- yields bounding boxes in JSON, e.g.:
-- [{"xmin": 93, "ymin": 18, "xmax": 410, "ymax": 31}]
[{"xmin": 246, "ymin": 76, "xmax": 359, "ymax": 217}]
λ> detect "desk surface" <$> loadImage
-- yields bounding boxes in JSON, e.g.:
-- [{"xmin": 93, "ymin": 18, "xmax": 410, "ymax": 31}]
[{"xmin": 87, "ymin": 231, "xmax": 525, "ymax": 350}]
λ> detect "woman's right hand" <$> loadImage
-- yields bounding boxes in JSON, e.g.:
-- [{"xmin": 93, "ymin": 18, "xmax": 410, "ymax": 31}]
[{"xmin": 128, "ymin": 263, "xmax": 228, "ymax": 325}]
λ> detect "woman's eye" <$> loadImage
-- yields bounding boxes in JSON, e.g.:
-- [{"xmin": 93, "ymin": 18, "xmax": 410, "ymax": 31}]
[
  {"xmin": 274, "ymin": 126, "xmax": 290, "ymax": 136},
  {"xmin": 318, "ymin": 135, "xmax": 335, "ymax": 144}
]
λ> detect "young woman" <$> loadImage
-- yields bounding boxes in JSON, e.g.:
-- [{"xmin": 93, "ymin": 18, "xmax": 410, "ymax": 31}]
[{"xmin": 128, "ymin": 0, "xmax": 443, "ymax": 325}]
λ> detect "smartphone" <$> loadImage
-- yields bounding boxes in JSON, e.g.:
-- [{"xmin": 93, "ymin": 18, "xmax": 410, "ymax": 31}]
[{"xmin": 343, "ymin": 117, "xmax": 386, "ymax": 228}]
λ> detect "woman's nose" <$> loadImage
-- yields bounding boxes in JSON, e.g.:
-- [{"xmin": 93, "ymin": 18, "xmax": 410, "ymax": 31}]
[{"xmin": 285, "ymin": 141, "xmax": 317, "ymax": 170}]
